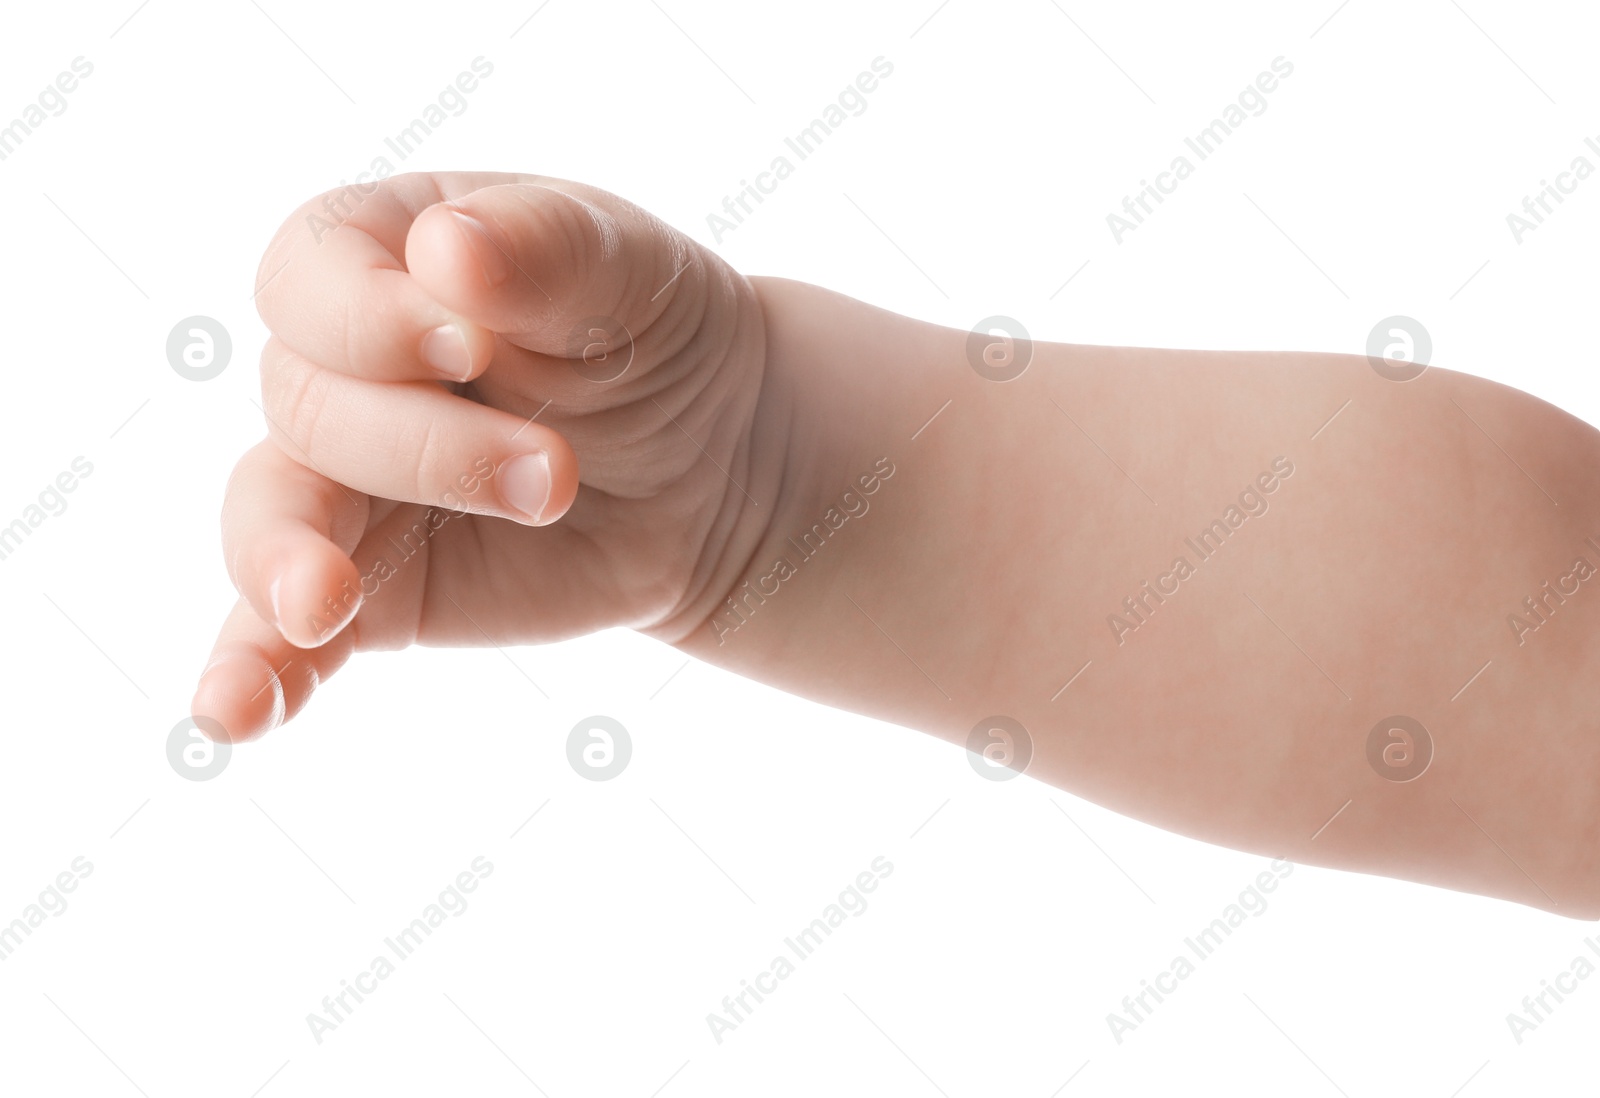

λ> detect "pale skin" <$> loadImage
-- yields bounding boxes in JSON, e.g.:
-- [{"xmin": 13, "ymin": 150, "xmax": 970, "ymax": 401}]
[{"xmin": 195, "ymin": 171, "xmax": 1600, "ymax": 918}]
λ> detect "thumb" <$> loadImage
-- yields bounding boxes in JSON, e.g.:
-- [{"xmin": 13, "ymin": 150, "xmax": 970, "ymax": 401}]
[{"xmin": 403, "ymin": 179, "xmax": 698, "ymax": 367}]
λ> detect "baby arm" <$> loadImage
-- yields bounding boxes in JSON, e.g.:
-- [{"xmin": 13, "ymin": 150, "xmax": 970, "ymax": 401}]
[
  {"xmin": 199, "ymin": 173, "xmax": 1600, "ymax": 918},
  {"xmin": 672, "ymin": 276, "xmax": 1600, "ymax": 917}
]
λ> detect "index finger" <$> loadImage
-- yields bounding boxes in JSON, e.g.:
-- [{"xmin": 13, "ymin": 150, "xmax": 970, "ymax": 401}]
[{"xmin": 251, "ymin": 172, "xmax": 538, "ymax": 383}]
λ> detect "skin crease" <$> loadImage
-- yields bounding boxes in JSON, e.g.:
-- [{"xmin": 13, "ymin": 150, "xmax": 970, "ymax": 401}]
[{"xmin": 197, "ymin": 171, "xmax": 1600, "ymax": 920}]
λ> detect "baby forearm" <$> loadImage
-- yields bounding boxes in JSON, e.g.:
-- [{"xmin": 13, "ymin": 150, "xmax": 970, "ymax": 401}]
[{"xmin": 680, "ymin": 275, "xmax": 1600, "ymax": 915}]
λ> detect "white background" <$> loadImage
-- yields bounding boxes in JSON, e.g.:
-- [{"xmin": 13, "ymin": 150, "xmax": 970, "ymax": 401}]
[{"xmin": 1, "ymin": 0, "xmax": 1597, "ymax": 1094}]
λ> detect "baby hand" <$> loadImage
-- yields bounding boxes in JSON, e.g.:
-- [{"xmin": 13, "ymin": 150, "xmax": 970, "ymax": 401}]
[{"xmin": 193, "ymin": 172, "xmax": 776, "ymax": 741}]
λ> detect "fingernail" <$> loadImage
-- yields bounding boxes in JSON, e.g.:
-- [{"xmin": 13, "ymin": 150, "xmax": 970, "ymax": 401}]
[
  {"xmin": 267, "ymin": 574, "xmax": 284, "ymax": 627},
  {"xmin": 499, "ymin": 453, "xmax": 552, "ymax": 524},
  {"xmin": 449, "ymin": 209, "xmax": 511, "ymax": 288},
  {"xmin": 421, "ymin": 324, "xmax": 473, "ymax": 381}
]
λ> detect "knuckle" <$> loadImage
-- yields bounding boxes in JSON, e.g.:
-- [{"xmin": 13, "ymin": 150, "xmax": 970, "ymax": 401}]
[
  {"xmin": 531, "ymin": 188, "xmax": 613, "ymax": 289},
  {"xmin": 263, "ymin": 348, "xmax": 332, "ymax": 467},
  {"xmin": 410, "ymin": 413, "xmax": 453, "ymax": 508},
  {"xmin": 340, "ymin": 291, "xmax": 359, "ymax": 375},
  {"xmin": 253, "ymin": 228, "xmax": 295, "ymax": 321}
]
